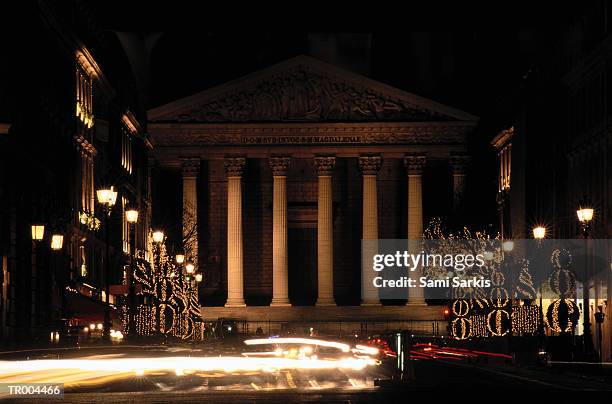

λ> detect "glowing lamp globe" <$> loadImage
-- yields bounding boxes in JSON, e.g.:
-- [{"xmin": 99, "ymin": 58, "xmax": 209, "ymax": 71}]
[
  {"xmin": 96, "ymin": 186, "xmax": 118, "ymax": 207},
  {"xmin": 152, "ymin": 231, "xmax": 165, "ymax": 244},
  {"xmin": 125, "ymin": 209, "xmax": 139, "ymax": 224},
  {"xmin": 31, "ymin": 224, "xmax": 45, "ymax": 241},
  {"xmin": 577, "ymin": 207, "xmax": 594, "ymax": 223},
  {"xmin": 533, "ymin": 226, "xmax": 546, "ymax": 240},
  {"xmin": 50, "ymin": 234, "xmax": 64, "ymax": 251}
]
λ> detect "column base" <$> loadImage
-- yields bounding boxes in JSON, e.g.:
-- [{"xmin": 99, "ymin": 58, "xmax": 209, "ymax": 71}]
[
  {"xmin": 316, "ymin": 299, "xmax": 336, "ymax": 307},
  {"xmin": 361, "ymin": 302, "xmax": 382, "ymax": 307},
  {"xmin": 270, "ymin": 301, "xmax": 292, "ymax": 307},
  {"xmin": 405, "ymin": 301, "xmax": 427, "ymax": 306},
  {"xmin": 225, "ymin": 300, "xmax": 246, "ymax": 308}
]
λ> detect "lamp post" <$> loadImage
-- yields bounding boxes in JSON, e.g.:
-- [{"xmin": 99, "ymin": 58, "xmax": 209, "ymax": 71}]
[
  {"xmin": 30, "ymin": 224, "xmax": 45, "ymax": 334},
  {"xmin": 595, "ymin": 305, "xmax": 605, "ymax": 363},
  {"xmin": 125, "ymin": 208, "xmax": 138, "ymax": 339},
  {"xmin": 152, "ymin": 230, "xmax": 164, "ymax": 335},
  {"xmin": 533, "ymin": 226, "xmax": 546, "ymax": 344},
  {"xmin": 97, "ymin": 186, "xmax": 117, "ymax": 342},
  {"xmin": 577, "ymin": 203, "xmax": 594, "ymax": 359}
]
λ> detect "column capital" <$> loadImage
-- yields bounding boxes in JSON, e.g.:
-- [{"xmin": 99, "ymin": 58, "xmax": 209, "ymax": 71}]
[
  {"xmin": 224, "ymin": 157, "xmax": 246, "ymax": 177},
  {"xmin": 314, "ymin": 155, "xmax": 336, "ymax": 176},
  {"xmin": 181, "ymin": 158, "xmax": 200, "ymax": 177},
  {"xmin": 269, "ymin": 156, "xmax": 291, "ymax": 176},
  {"xmin": 404, "ymin": 154, "xmax": 427, "ymax": 175},
  {"xmin": 449, "ymin": 153, "xmax": 470, "ymax": 175},
  {"xmin": 358, "ymin": 155, "xmax": 382, "ymax": 175}
]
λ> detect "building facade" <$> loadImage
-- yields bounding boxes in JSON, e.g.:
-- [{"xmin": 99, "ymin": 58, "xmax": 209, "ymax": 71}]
[
  {"xmin": 491, "ymin": 4, "xmax": 612, "ymax": 361},
  {"xmin": 148, "ymin": 56, "xmax": 477, "ymax": 324},
  {"xmin": 0, "ymin": 1, "xmax": 150, "ymax": 344}
]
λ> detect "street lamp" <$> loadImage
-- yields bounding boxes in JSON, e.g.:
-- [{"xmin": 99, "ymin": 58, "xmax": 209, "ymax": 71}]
[
  {"xmin": 532, "ymin": 226, "xmax": 546, "ymax": 348},
  {"xmin": 577, "ymin": 201, "xmax": 594, "ymax": 360},
  {"xmin": 175, "ymin": 254, "xmax": 185, "ymax": 264},
  {"xmin": 577, "ymin": 207, "xmax": 594, "ymax": 228},
  {"xmin": 195, "ymin": 273, "xmax": 203, "ymax": 283},
  {"xmin": 125, "ymin": 209, "xmax": 139, "ymax": 224},
  {"xmin": 152, "ymin": 231, "xmax": 165, "ymax": 244},
  {"xmin": 50, "ymin": 234, "xmax": 64, "ymax": 251},
  {"xmin": 125, "ymin": 208, "xmax": 138, "ymax": 340},
  {"xmin": 97, "ymin": 186, "xmax": 118, "ymax": 342},
  {"xmin": 31, "ymin": 224, "xmax": 45, "ymax": 241},
  {"xmin": 185, "ymin": 262, "xmax": 195, "ymax": 274},
  {"xmin": 533, "ymin": 226, "xmax": 546, "ymax": 240},
  {"xmin": 96, "ymin": 187, "xmax": 118, "ymax": 209}
]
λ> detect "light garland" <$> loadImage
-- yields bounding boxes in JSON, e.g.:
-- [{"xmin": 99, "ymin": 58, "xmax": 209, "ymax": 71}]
[
  {"xmin": 511, "ymin": 305, "xmax": 539, "ymax": 335},
  {"xmin": 424, "ymin": 218, "xmax": 501, "ymax": 341},
  {"xmin": 119, "ymin": 230, "xmax": 204, "ymax": 340},
  {"xmin": 469, "ymin": 314, "xmax": 489, "ymax": 337},
  {"xmin": 515, "ymin": 259, "xmax": 537, "ymax": 299},
  {"xmin": 487, "ymin": 267, "xmax": 511, "ymax": 336}
]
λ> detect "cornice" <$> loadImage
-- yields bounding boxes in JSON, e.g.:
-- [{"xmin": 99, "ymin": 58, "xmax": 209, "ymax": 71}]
[{"xmin": 149, "ymin": 122, "xmax": 472, "ymax": 147}]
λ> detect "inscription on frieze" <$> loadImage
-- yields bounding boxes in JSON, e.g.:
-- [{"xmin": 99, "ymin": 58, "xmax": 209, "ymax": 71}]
[{"xmin": 241, "ymin": 134, "xmax": 363, "ymax": 144}]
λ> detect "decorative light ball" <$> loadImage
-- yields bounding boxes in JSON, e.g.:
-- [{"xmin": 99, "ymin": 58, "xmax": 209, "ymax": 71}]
[
  {"xmin": 452, "ymin": 287, "xmax": 468, "ymax": 299},
  {"xmin": 451, "ymin": 317, "xmax": 472, "ymax": 340},
  {"xmin": 545, "ymin": 299, "xmax": 580, "ymax": 333},
  {"xmin": 487, "ymin": 309, "xmax": 511, "ymax": 337},
  {"xmin": 490, "ymin": 271, "xmax": 505, "ymax": 286},
  {"xmin": 489, "ymin": 287, "xmax": 509, "ymax": 308},
  {"xmin": 551, "ymin": 249, "xmax": 572, "ymax": 269},
  {"xmin": 548, "ymin": 269, "xmax": 576, "ymax": 297},
  {"xmin": 452, "ymin": 299, "xmax": 470, "ymax": 317}
]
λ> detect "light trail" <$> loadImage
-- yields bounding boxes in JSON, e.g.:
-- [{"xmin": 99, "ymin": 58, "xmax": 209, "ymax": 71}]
[
  {"xmin": 0, "ymin": 339, "xmax": 380, "ymax": 394},
  {"xmin": 243, "ymin": 338, "xmax": 351, "ymax": 353},
  {"xmin": 0, "ymin": 355, "xmax": 376, "ymax": 377}
]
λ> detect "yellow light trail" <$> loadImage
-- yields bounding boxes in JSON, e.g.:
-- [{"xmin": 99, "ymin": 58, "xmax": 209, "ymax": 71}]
[
  {"xmin": 0, "ymin": 355, "xmax": 376, "ymax": 378},
  {"xmin": 243, "ymin": 338, "xmax": 351, "ymax": 352}
]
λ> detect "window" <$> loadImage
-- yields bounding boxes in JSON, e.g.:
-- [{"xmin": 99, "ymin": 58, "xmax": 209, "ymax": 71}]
[
  {"xmin": 80, "ymin": 153, "xmax": 95, "ymax": 214},
  {"xmin": 121, "ymin": 126, "xmax": 133, "ymax": 174},
  {"xmin": 76, "ymin": 67, "xmax": 94, "ymax": 129},
  {"xmin": 499, "ymin": 143, "xmax": 511, "ymax": 192},
  {"xmin": 122, "ymin": 196, "xmax": 130, "ymax": 253}
]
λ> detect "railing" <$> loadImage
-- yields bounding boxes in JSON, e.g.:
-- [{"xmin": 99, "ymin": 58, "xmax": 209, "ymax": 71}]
[{"xmin": 214, "ymin": 320, "xmax": 447, "ymax": 338}]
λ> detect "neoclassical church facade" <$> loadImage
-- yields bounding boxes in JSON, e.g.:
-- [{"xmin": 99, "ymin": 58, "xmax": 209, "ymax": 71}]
[{"xmin": 148, "ymin": 56, "xmax": 477, "ymax": 323}]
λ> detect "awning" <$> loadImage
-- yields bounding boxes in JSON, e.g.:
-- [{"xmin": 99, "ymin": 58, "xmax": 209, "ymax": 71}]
[{"xmin": 65, "ymin": 292, "xmax": 120, "ymax": 324}]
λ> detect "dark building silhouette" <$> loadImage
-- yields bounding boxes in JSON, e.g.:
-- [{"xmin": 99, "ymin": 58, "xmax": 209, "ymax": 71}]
[{"xmin": 0, "ymin": 1, "xmax": 150, "ymax": 343}]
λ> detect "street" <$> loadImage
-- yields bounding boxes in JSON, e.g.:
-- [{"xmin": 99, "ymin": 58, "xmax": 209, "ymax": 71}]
[{"xmin": 1, "ymin": 340, "xmax": 611, "ymax": 402}]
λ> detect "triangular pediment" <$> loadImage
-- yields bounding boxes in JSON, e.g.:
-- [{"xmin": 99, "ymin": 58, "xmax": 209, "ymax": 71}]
[{"xmin": 148, "ymin": 55, "xmax": 478, "ymax": 124}]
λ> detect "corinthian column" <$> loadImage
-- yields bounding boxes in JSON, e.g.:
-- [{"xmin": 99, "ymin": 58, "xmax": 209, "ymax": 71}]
[
  {"xmin": 270, "ymin": 156, "xmax": 291, "ymax": 306},
  {"xmin": 181, "ymin": 158, "xmax": 200, "ymax": 269},
  {"xmin": 225, "ymin": 157, "xmax": 246, "ymax": 307},
  {"xmin": 315, "ymin": 156, "xmax": 336, "ymax": 306},
  {"xmin": 359, "ymin": 155, "xmax": 382, "ymax": 306},
  {"xmin": 449, "ymin": 153, "xmax": 470, "ymax": 212},
  {"xmin": 405, "ymin": 154, "xmax": 427, "ymax": 305}
]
